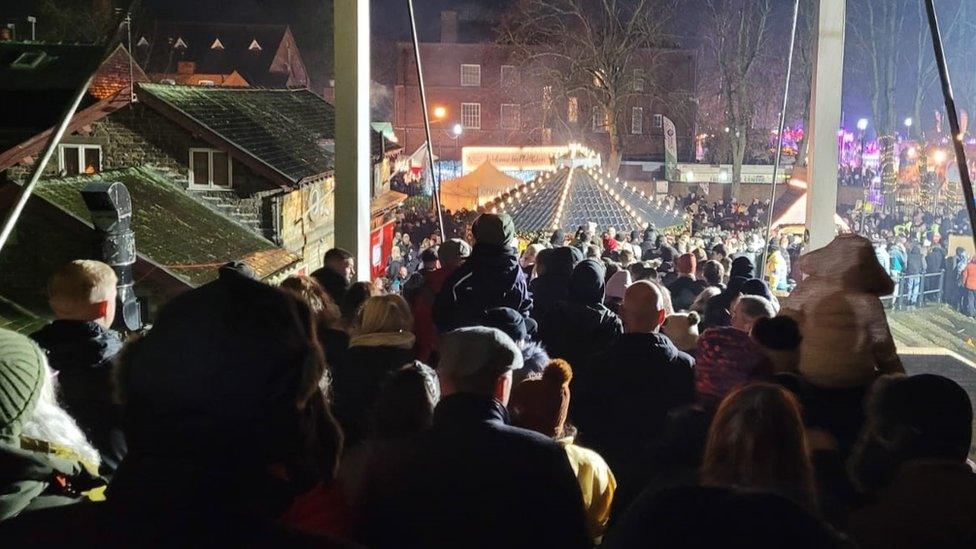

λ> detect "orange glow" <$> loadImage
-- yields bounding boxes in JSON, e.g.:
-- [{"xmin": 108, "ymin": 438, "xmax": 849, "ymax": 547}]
[{"xmin": 432, "ymin": 106, "xmax": 447, "ymax": 119}]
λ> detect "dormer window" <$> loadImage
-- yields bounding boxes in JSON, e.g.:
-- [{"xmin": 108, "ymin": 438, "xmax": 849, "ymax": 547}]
[
  {"xmin": 248, "ymin": 39, "xmax": 262, "ymax": 51},
  {"xmin": 173, "ymin": 37, "xmax": 188, "ymax": 49},
  {"xmin": 211, "ymin": 38, "xmax": 225, "ymax": 50}
]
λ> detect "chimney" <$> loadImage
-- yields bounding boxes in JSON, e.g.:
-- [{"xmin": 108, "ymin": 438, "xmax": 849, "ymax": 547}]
[
  {"xmin": 177, "ymin": 61, "xmax": 196, "ymax": 75},
  {"xmin": 441, "ymin": 10, "xmax": 458, "ymax": 43}
]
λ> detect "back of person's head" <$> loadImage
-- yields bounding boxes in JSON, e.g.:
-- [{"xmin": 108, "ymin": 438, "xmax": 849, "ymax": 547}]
[
  {"xmin": 280, "ymin": 275, "xmax": 342, "ymax": 329},
  {"xmin": 357, "ymin": 294, "xmax": 413, "ymax": 335},
  {"xmin": 619, "ymin": 248, "xmax": 635, "ymax": 267},
  {"xmin": 752, "ymin": 316, "xmax": 802, "ymax": 351},
  {"xmin": 691, "ymin": 286, "xmax": 721, "ymax": 314},
  {"xmin": 324, "ymin": 247, "xmax": 352, "ymax": 266},
  {"xmin": 621, "ymin": 280, "xmax": 666, "ymax": 333},
  {"xmin": 0, "ymin": 329, "xmax": 101, "ymax": 471},
  {"xmin": 703, "ymin": 260, "xmax": 724, "ymax": 286},
  {"xmin": 371, "ymin": 362, "xmax": 440, "ymax": 438},
  {"xmin": 509, "ymin": 359, "xmax": 572, "ymax": 438},
  {"xmin": 676, "ymin": 253, "xmax": 697, "ymax": 275},
  {"xmin": 731, "ymin": 295, "xmax": 775, "ymax": 333},
  {"xmin": 661, "ymin": 312, "xmax": 700, "ymax": 353},
  {"xmin": 341, "ymin": 281, "xmax": 375, "ymax": 324},
  {"xmin": 851, "ymin": 374, "xmax": 973, "ymax": 493},
  {"xmin": 471, "ymin": 213, "xmax": 515, "ymax": 247},
  {"xmin": 437, "ymin": 327, "xmax": 523, "ymax": 402},
  {"xmin": 569, "ymin": 259, "xmax": 607, "ymax": 305},
  {"xmin": 47, "ymin": 260, "xmax": 117, "ymax": 325},
  {"xmin": 481, "ymin": 306, "xmax": 535, "ymax": 344},
  {"xmin": 117, "ymin": 269, "xmax": 342, "ymax": 490},
  {"xmin": 702, "ymin": 383, "xmax": 816, "ymax": 509}
]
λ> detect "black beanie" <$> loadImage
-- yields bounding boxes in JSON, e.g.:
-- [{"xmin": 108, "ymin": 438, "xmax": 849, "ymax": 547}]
[{"xmin": 568, "ymin": 259, "xmax": 607, "ymax": 305}]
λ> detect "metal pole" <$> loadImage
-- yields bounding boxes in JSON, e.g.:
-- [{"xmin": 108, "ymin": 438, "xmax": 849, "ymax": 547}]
[
  {"xmin": 924, "ymin": 0, "xmax": 976, "ymax": 250},
  {"xmin": 407, "ymin": 0, "xmax": 446, "ymax": 242},
  {"xmin": 761, "ymin": 0, "xmax": 801, "ymax": 271}
]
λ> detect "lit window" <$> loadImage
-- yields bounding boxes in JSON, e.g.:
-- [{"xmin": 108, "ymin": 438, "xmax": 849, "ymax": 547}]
[
  {"xmin": 58, "ymin": 144, "xmax": 101, "ymax": 176},
  {"xmin": 593, "ymin": 106, "xmax": 608, "ymax": 133},
  {"xmin": 501, "ymin": 65, "xmax": 518, "ymax": 86},
  {"xmin": 568, "ymin": 97, "xmax": 579, "ymax": 123},
  {"xmin": 461, "ymin": 64, "xmax": 481, "ymax": 87},
  {"xmin": 461, "ymin": 103, "xmax": 482, "ymax": 129},
  {"xmin": 189, "ymin": 148, "xmax": 233, "ymax": 189},
  {"xmin": 501, "ymin": 104, "xmax": 521, "ymax": 130},
  {"xmin": 634, "ymin": 68, "xmax": 645, "ymax": 92},
  {"xmin": 632, "ymin": 107, "xmax": 644, "ymax": 134}
]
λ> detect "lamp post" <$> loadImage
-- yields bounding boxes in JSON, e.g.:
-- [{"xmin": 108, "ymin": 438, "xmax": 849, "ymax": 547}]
[
  {"xmin": 857, "ymin": 118, "xmax": 869, "ymax": 233},
  {"xmin": 26, "ymin": 16, "xmax": 35, "ymax": 41},
  {"xmin": 452, "ymin": 123, "xmax": 463, "ymax": 173}
]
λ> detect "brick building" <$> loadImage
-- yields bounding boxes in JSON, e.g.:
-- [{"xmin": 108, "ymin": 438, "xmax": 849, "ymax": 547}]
[{"xmin": 393, "ymin": 11, "xmax": 697, "ymax": 164}]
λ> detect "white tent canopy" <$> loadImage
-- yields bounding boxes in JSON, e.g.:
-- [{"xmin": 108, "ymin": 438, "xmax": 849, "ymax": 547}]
[{"xmin": 440, "ymin": 161, "xmax": 522, "ymax": 211}]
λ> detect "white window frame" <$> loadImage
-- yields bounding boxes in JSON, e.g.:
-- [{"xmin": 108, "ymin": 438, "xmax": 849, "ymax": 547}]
[
  {"xmin": 500, "ymin": 103, "xmax": 521, "ymax": 130},
  {"xmin": 461, "ymin": 103, "xmax": 482, "ymax": 130},
  {"xmin": 500, "ymin": 65, "xmax": 518, "ymax": 86},
  {"xmin": 58, "ymin": 144, "xmax": 102, "ymax": 175},
  {"xmin": 188, "ymin": 148, "xmax": 234, "ymax": 189},
  {"xmin": 593, "ymin": 106, "xmax": 608, "ymax": 133},
  {"xmin": 460, "ymin": 64, "xmax": 482, "ymax": 87},
  {"xmin": 632, "ymin": 106, "xmax": 644, "ymax": 134},
  {"xmin": 634, "ymin": 68, "xmax": 645, "ymax": 92},
  {"xmin": 568, "ymin": 97, "xmax": 579, "ymax": 123}
]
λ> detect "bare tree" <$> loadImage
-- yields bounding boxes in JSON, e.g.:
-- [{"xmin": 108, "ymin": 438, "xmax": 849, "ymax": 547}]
[
  {"xmin": 500, "ymin": 0, "xmax": 676, "ymax": 176},
  {"xmin": 701, "ymin": 0, "xmax": 773, "ymax": 199},
  {"xmin": 908, "ymin": 0, "xmax": 965, "ymax": 140},
  {"xmin": 850, "ymin": 0, "xmax": 908, "ymax": 137}
]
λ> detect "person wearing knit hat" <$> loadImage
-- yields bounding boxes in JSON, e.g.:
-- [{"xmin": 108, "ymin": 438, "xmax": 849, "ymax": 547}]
[
  {"xmin": 433, "ymin": 213, "xmax": 533, "ymax": 332},
  {"xmin": 667, "ymin": 253, "xmax": 707, "ymax": 312},
  {"xmin": 509, "ymin": 359, "xmax": 617, "ymax": 543},
  {"xmin": 694, "ymin": 325, "xmax": 772, "ymax": 410},
  {"xmin": 0, "ymin": 328, "xmax": 104, "ymax": 522},
  {"xmin": 604, "ymin": 270, "xmax": 632, "ymax": 315},
  {"xmin": 538, "ymin": 259, "xmax": 622, "ymax": 373}
]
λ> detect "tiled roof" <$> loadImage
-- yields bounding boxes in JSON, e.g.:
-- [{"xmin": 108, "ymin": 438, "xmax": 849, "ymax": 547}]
[
  {"xmin": 136, "ymin": 22, "xmax": 295, "ymax": 87},
  {"xmin": 0, "ymin": 295, "xmax": 46, "ymax": 334},
  {"xmin": 138, "ymin": 83, "xmax": 334, "ymax": 184},
  {"xmin": 32, "ymin": 166, "xmax": 299, "ymax": 285}
]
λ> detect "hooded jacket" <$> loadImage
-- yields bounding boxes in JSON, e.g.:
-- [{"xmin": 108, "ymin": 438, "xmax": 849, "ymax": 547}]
[
  {"xmin": 30, "ymin": 321, "xmax": 125, "ymax": 475},
  {"xmin": 538, "ymin": 260, "xmax": 623, "ymax": 370},
  {"xmin": 433, "ymin": 243, "xmax": 532, "ymax": 332},
  {"xmin": 572, "ymin": 332, "xmax": 695, "ymax": 492},
  {"xmin": 701, "ymin": 276, "xmax": 748, "ymax": 330},
  {"xmin": 529, "ymin": 246, "xmax": 580, "ymax": 321},
  {"xmin": 0, "ymin": 437, "xmax": 103, "ymax": 522},
  {"xmin": 782, "ymin": 234, "xmax": 903, "ymax": 388}
]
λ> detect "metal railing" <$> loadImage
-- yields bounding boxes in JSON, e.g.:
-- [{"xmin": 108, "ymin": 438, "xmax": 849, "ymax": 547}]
[{"xmin": 881, "ymin": 271, "xmax": 945, "ymax": 310}]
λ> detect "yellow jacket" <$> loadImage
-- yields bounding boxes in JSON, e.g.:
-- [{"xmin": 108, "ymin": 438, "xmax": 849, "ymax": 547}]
[{"xmin": 558, "ymin": 437, "xmax": 617, "ymax": 542}]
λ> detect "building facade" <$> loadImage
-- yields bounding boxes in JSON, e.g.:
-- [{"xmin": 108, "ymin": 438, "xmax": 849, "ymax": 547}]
[{"xmin": 393, "ymin": 11, "xmax": 698, "ymax": 166}]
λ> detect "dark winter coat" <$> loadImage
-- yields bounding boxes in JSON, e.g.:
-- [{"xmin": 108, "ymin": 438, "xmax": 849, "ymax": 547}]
[
  {"xmin": 0, "ymin": 438, "xmax": 102, "ymax": 522},
  {"xmin": 433, "ymin": 243, "xmax": 532, "ymax": 332},
  {"xmin": 359, "ymin": 393, "xmax": 590, "ymax": 549},
  {"xmin": 311, "ymin": 267, "xmax": 351, "ymax": 307},
  {"xmin": 666, "ymin": 276, "xmax": 708, "ymax": 312},
  {"xmin": 573, "ymin": 333, "xmax": 695, "ymax": 492},
  {"xmin": 905, "ymin": 246, "xmax": 925, "ymax": 276},
  {"xmin": 528, "ymin": 246, "xmax": 579, "ymax": 321},
  {"xmin": 331, "ymin": 335, "xmax": 416, "ymax": 447},
  {"xmin": 537, "ymin": 259, "xmax": 622, "ymax": 369},
  {"xmin": 701, "ymin": 276, "xmax": 748, "ymax": 330},
  {"xmin": 30, "ymin": 321, "xmax": 125, "ymax": 476}
]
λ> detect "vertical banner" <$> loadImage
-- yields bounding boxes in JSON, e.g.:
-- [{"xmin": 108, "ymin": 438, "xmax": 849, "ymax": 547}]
[
  {"xmin": 663, "ymin": 116, "xmax": 678, "ymax": 181},
  {"xmin": 369, "ymin": 220, "xmax": 395, "ymax": 280}
]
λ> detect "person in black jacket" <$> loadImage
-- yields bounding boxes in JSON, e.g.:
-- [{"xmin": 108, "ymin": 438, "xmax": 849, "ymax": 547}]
[
  {"xmin": 701, "ymin": 255, "xmax": 754, "ymax": 330},
  {"xmin": 359, "ymin": 327, "xmax": 590, "ymax": 549},
  {"xmin": 433, "ymin": 213, "xmax": 532, "ymax": 332},
  {"xmin": 573, "ymin": 281, "xmax": 695, "ymax": 500},
  {"xmin": 538, "ymin": 259, "xmax": 623, "ymax": 371},
  {"xmin": 667, "ymin": 253, "xmax": 707, "ymax": 312},
  {"xmin": 30, "ymin": 260, "xmax": 125, "ymax": 476},
  {"xmin": 529, "ymin": 246, "xmax": 583, "ymax": 322},
  {"xmin": 311, "ymin": 248, "xmax": 356, "ymax": 306},
  {"xmin": 924, "ymin": 243, "xmax": 946, "ymax": 304},
  {"xmin": 904, "ymin": 242, "xmax": 925, "ymax": 307}
]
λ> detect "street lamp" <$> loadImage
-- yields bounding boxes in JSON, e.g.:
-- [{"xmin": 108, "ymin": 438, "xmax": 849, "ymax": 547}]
[
  {"xmin": 857, "ymin": 118, "xmax": 869, "ymax": 131},
  {"xmin": 856, "ymin": 118, "xmax": 869, "ymax": 233},
  {"xmin": 432, "ymin": 106, "xmax": 447, "ymax": 120},
  {"xmin": 904, "ymin": 117, "xmax": 913, "ymax": 128},
  {"xmin": 26, "ymin": 16, "xmax": 36, "ymax": 41},
  {"xmin": 933, "ymin": 149, "xmax": 947, "ymax": 164}
]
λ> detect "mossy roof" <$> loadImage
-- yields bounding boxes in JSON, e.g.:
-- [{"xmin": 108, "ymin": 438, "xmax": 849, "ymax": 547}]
[{"xmin": 33, "ymin": 166, "xmax": 298, "ymax": 286}]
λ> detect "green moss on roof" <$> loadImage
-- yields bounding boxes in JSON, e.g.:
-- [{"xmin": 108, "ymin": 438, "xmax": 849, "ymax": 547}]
[
  {"xmin": 34, "ymin": 166, "xmax": 295, "ymax": 286},
  {"xmin": 139, "ymin": 84, "xmax": 334, "ymax": 182},
  {"xmin": 0, "ymin": 295, "xmax": 47, "ymax": 334}
]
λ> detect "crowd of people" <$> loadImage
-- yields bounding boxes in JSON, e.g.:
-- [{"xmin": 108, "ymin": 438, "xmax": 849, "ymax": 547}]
[{"xmin": 2, "ymin": 209, "xmax": 974, "ymax": 548}]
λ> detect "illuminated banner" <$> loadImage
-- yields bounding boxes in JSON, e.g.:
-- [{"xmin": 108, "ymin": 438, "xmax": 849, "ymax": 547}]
[
  {"xmin": 663, "ymin": 116, "xmax": 678, "ymax": 181},
  {"xmin": 462, "ymin": 146, "xmax": 568, "ymax": 173},
  {"xmin": 370, "ymin": 220, "xmax": 395, "ymax": 280}
]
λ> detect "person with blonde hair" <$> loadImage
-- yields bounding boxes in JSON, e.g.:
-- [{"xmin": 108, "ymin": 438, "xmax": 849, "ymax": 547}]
[
  {"xmin": 332, "ymin": 295, "xmax": 416, "ymax": 446},
  {"xmin": 0, "ymin": 328, "xmax": 103, "ymax": 522},
  {"xmin": 31, "ymin": 260, "xmax": 125, "ymax": 476}
]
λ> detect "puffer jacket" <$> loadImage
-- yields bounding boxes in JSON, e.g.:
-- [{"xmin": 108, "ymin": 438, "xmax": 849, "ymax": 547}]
[{"xmin": 0, "ymin": 437, "xmax": 103, "ymax": 522}]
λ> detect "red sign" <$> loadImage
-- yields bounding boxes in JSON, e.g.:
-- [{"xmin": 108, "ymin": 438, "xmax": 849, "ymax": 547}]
[{"xmin": 370, "ymin": 220, "xmax": 395, "ymax": 280}]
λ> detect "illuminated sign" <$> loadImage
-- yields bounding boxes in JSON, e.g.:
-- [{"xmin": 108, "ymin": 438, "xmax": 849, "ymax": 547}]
[{"xmin": 462, "ymin": 146, "xmax": 569, "ymax": 173}]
